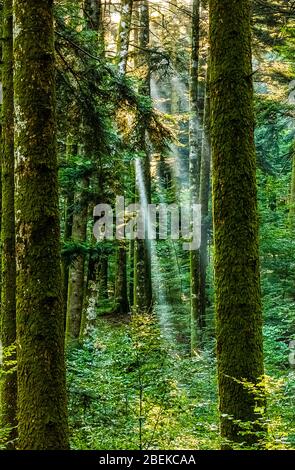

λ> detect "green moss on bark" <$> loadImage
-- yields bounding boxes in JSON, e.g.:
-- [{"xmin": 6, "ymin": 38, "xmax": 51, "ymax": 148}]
[
  {"xmin": 66, "ymin": 177, "xmax": 89, "ymax": 344},
  {"xmin": 209, "ymin": 0, "xmax": 265, "ymax": 446},
  {"xmin": 14, "ymin": 0, "xmax": 68, "ymax": 449},
  {"xmin": 199, "ymin": 66, "xmax": 211, "ymax": 329},
  {"xmin": 189, "ymin": 0, "xmax": 202, "ymax": 353},
  {"xmin": 1, "ymin": 0, "xmax": 17, "ymax": 447}
]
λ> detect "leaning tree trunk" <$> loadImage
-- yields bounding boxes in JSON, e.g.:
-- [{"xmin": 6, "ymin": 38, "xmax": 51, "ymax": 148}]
[
  {"xmin": 1, "ymin": 0, "xmax": 17, "ymax": 447},
  {"xmin": 210, "ymin": 0, "xmax": 265, "ymax": 447},
  {"xmin": 14, "ymin": 0, "xmax": 68, "ymax": 449},
  {"xmin": 189, "ymin": 0, "xmax": 201, "ymax": 353}
]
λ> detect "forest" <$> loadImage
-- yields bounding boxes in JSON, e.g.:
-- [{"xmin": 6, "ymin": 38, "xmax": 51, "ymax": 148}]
[{"xmin": 0, "ymin": 0, "xmax": 294, "ymax": 452}]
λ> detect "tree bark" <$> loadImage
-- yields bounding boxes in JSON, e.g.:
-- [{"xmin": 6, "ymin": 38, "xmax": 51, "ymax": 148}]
[
  {"xmin": 210, "ymin": 0, "xmax": 265, "ymax": 446},
  {"xmin": 1, "ymin": 0, "xmax": 17, "ymax": 447},
  {"xmin": 199, "ymin": 63, "xmax": 211, "ymax": 332},
  {"xmin": 14, "ymin": 0, "xmax": 68, "ymax": 449},
  {"xmin": 189, "ymin": 0, "xmax": 202, "ymax": 353},
  {"xmin": 134, "ymin": 0, "xmax": 153, "ymax": 313},
  {"xmin": 115, "ymin": 242, "xmax": 130, "ymax": 313},
  {"xmin": 117, "ymin": 0, "xmax": 133, "ymax": 74},
  {"xmin": 62, "ymin": 136, "xmax": 77, "ymax": 325},
  {"xmin": 66, "ymin": 177, "xmax": 89, "ymax": 343},
  {"xmin": 98, "ymin": 250, "xmax": 108, "ymax": 300}
]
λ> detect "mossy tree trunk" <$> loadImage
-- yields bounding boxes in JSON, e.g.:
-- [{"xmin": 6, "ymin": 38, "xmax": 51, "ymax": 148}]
[
  {"xmin": 134, "ymin": 0, "xmax": 153, "ymax": 313},
  {"xmin": 1, "ymin": 0, "xmax": 17, "ymax": 447},
  {"xmin": 209, "ymin": 0, "xmax": 265, "ymax": 446},
  {"xmin": 80, "ymin": 233, "xmax": 99, "ymax": 337},
  {"xmin": 66, "ymin": 177, "xmax": 89, "ymax": 343},
  {"xmin": 128, "ymin": 169, "xmax": 136, "ymax": 308},
  {"xmin": 14, "ymin": 0, "xmax": 68, "ymax": 449},
  {"xmin": 62, "ymin": 136, "xmax": 77, "ymax": 323},
  {"xmin": 80, "ymin": 0, "xmax": 106, "ymax": 330},
  {"xmin": 190, "ymin": 0, "xmax": 201, "ymax": 353},
  {"xmin": 199, "ymin": 64, "xmax": 211, "ymax": 329}
]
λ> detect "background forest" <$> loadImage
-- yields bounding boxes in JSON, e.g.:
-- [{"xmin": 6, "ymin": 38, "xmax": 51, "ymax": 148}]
[{"xmin": 0, "ymin": 0, "xmax": 295, "ymax": 451}]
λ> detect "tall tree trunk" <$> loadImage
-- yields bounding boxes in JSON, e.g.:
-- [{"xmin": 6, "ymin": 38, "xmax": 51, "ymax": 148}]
[
  {"xmin": 128, "ymin": 168, "xmax": 136, "ymax": 308},
  {"xmin": 1, "ymin": 0, "xmax": 17, "ymax": 447},
  {"xmin": 199, "ymin": 62, "xmax": 211, "ymax": 330},
  {"xmin": 14, "ymin": 0, "xmax": 68, "ymax": 449},
  {"xmin": 66, "ymin": 177, "xmax": 89, "ymax": 343},
  {"xmin": 62, "ymin": 136, "xmax": 77, "ymax": 324},
  {"xmin": 80, "ymin": 235, "xmax": 99, "ymax": 336},
  {"xmin": 190, "ymin": 0, "xmax": 201, "ymax": 353},
  {"xmin": 210, "ymin": 0, "xmax": 265, "ymax": 446},
  {"xmin": 117, "ymin": 0, "xmax": 133, "ymax": 74},
  {"xmin": 115, "ymin": 1, "xmax": 133, "ymax": 313},
  {"xmin": 133, "ymin": 0, "xmax": 152, "ymax": 313}
]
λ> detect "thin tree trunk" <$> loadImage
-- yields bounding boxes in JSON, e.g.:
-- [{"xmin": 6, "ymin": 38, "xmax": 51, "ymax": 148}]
[
  {"xmin": 115, "ymin": 242, "xmax": 130, "ymax": 313},
  {"xmin": 134, "ymin": 0, "xmax": 153, "ymax": 313},
  {"xmin": 115, "ymin": 1, "xmax": 133, "ymax": 313},
  {"xmin": 132, "ymin": 1, "xmax": 140, "ymax": 70},
  {"xmin": 62, "ymin": 136, "xmax": 77, "ymax": 324},
  {"xmin": 14, "ymin": 0, "xmax": 68, "ymax": 449},
  {"xmin": 199, "ymin": 62, "xmax": 211, "ymax": 330},
  {"xmin": 98, "ymin": 250, "xmax": 108, "ymax": 300},
  {"xmin": 117, "ymin": 0, "xmax": 133, "ymax": 74},
  {"xmin": 66, "ymin": 177, "xmax": 89, "ymax": 344},
  {"xmin": 1, "ymin": 0, "xmax": 17, "ymax": 447},
  {"xmin": 190, "ymin": 0, "xmax": 201, "ymax": 353},
  {"xmin": 210, "ymin": 0, "xmax": 265, "ymax": 447},
  {"xmin": 80, "ymin": 237, "xmax": 99, "ymax": 336}
]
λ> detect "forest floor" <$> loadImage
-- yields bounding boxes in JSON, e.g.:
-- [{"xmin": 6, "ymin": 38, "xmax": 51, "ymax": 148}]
[
  {"xmin": 67, "ymin": 311, "xmax": 219, "ymax": 450},
  {"xmin": 67, "ymin": 301, "xmax": 295, "ymax": 450}
]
